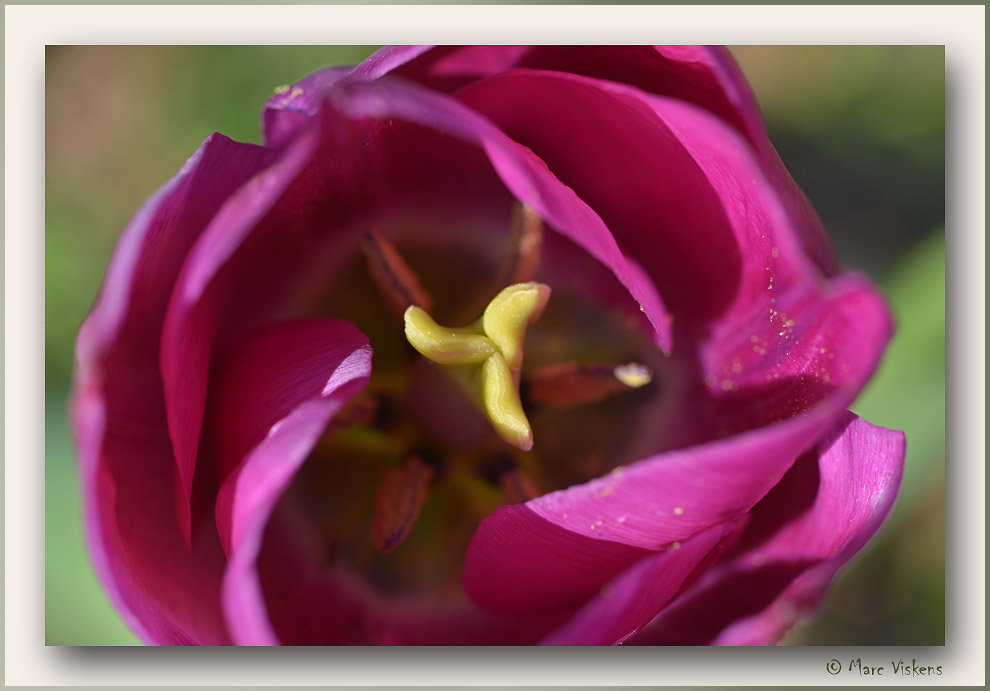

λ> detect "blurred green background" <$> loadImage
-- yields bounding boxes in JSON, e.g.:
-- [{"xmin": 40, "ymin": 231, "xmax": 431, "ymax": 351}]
[{"xmin": 44, "ymin": 46, "xmax": 944, "ymax": 646}]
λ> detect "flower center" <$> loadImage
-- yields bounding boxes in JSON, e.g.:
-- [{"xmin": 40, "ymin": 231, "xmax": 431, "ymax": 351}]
[{"xmin": 275, "ymin": 205, "xmax": 666, "ymax": 599}]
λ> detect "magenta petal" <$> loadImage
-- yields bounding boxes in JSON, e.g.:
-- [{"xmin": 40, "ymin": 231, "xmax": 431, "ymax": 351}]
[
  {"xmin": 651, "ymin": 46, "xmax": 837, "ymax": 275},
  {"xmin": 455, "ymin": 68, "xmax": 820, "ymax": 326},
  {"xmin": 464, "ymin": 271, "xmax": 891, "ymax": 617},
  {"xmin": 159, "ymin": 124, "xmax": 321, "ymax": 544},
  {"xmin": 395, "ymin": 46, "xmax": 761, "ymax": 134},
  {"xmin": 211, "ymin": 318, "xmax": 372, "ymax": 553},
  {"xmin": 463, "ymin": 394, "xmax": 855, "ymax": 617},
  {"xmin": 689, "ymin": 273, "xmax": 894, "ymax": 442},
  {"xmin": 394, "ymin": 45, "xmax": 834, "ymax": 275},
  {"xmin": 215, "ymin": 319, "xmax": 372, "ymax": 645},
  {"xmin": 330, "ymin": 77, "xmax": 673, "ymax": 352},
  {"xmin": 71, "ymin": 134, "xmax": 278, "ymax": 644},
  {"xmin": 629, "ymin": 413, "xmax": 905, "ymax": 645},
  {"xmin": 540, "ymin": 521, "xmax": 738, "ymax": 645}
]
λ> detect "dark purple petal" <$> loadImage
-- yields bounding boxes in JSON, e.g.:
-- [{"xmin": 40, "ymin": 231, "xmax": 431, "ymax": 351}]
[
  {"xmin": 71, "ymin": 134, "xmax": 279, "ymax": 644},
  {"xmin": 628, "ymin": 413, "xmax": 905, "ymax": 645},
  {"xmin": 216, "ymin": 320, "xmax": 372, "ymax": 644}
]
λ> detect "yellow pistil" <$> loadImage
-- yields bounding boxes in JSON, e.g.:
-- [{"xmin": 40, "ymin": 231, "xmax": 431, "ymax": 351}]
[{"xmin": 403, "ymin": 282, "xmax": 550, "ymax": 450}]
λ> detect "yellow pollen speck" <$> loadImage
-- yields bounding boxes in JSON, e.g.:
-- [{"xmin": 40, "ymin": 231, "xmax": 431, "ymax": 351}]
[
  {"xmin": 273, "ymin": 84, "xmax": 290, "ymax": 94},
  {"xmin": 589, "ymin": 524, "xmax": 596, "ymax": 530},
  {"xmin": 279, "ymin": 86, "xmax": 304, "ymax": 105},
  {"xmin": 614, "ymin": 363, "xmax": 652, "ymax": 388},
  {"xmin": 673, "ymin": 507, "xmax": 684, "ymax": 515},
  {"xmin": 667, "ymin": 541, "xmax": 681, "ymax": 551}
]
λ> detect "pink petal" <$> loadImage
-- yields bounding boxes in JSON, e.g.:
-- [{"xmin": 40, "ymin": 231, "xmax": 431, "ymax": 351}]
[
  {"xmin": 540, "ymin": 520, "xmax": 739, "ymax": 645},
  {"xmin": 71, "ymin": 133, "xmax": 278, "ymax": 644},
  {"xmin": 216, "ymin": 320, "xmax": 372, "ymax": 645},
  {"xmin": 629, "ymin": 413, "xmax": 905, "ymax": 645},
  {"xmin": 328, "ymin": 76, "xmax": 673, "ymax": 352}
]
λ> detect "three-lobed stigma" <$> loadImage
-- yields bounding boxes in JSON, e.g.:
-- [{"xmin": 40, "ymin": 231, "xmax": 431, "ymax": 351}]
[{"xmin": 403, "ymin": 282, "xmax": 551, "ymax": 451}]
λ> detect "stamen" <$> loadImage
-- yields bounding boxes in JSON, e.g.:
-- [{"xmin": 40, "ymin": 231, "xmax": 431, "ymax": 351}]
[
  {"xmin": 402, "ymin": 282, "xmax": 551, "ymax": 451},
  {"xmin": 526, "ymin": 362, "xmax": 654, "ymax": 409},
  {"xmin": 361, "ymin": 229, "xmax": 434, "ymax": 320},
  {"xmin": 495, "ymin": 204, "xmax": 543, "ymax": 288},
  {"xmin": 371, "ymin": 455, "xmax": 434, "ymax": 554}
]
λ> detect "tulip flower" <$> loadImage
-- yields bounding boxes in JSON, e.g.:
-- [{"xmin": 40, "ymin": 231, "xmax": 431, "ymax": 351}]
[{"xmin": 72, "ymin": 45, "xmax": 904, "ymax": 645}]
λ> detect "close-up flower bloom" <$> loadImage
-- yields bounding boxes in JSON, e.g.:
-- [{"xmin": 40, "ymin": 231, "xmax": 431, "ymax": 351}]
[{"xmin": 71, "ymin": 45, "xmax": 907, "ymax": 645}]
